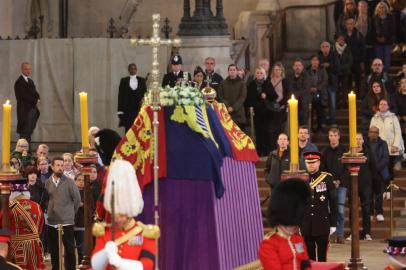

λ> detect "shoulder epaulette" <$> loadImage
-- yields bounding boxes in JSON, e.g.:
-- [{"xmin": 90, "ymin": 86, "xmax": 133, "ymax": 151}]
[
  {"xmin": 321, "ymin": 171, "xmax": 332, "ymax": 177},
  {"xmin": 6, "ymin": 261, "xmax": 23, "ymax": 270},
  {"xmin": 263, "ymin": 230, "xmax": 276, "ymax": 240},
  {"xmin": 137, "ymin": 221, "xmax": 160, "ymax": 239}
]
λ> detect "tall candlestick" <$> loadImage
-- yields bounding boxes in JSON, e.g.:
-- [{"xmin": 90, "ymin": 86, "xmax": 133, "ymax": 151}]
[
  {"xmin": 79, "ymin": 92, "xmax": 89, "ymax": 149},
  {"xmin": 2, "ymin": 100, "xmax": 11, "ymax": 166},
  {"xmin": 348, "ymin": 91, "xmax": 357, "ymax": 149},
  {"xmin": 288, "ymin": 95, "xmax": 299, "ymax": 166}
]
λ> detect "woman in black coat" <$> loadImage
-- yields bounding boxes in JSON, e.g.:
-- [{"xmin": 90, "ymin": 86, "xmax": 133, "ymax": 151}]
[
  {"xmin": 245, "ymin": 67, "xmax": 277, "ymax": 156},
  {"xmin": 268, "ymin": 63, "xmax": 289, "ymax": 149},
  {"xmin": 264, "ymin": 133, "xmax": 290, "ymax": 189}
]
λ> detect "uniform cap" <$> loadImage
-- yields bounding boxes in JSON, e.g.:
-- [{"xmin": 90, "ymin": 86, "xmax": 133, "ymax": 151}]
[
  {"xmin": 171, "ymin": 54, "xmax": 183, "ymax": 65},
  {"xmin": 267, "ymin": 178, "xmax": 311, "ymax": 226},
  {"xmin": 304, "ymin": 151, "xmax": 321, "ymax": 163},
  {"xmin": 94, "ymin": 129, "xmax": 121, "ymax": 166}
]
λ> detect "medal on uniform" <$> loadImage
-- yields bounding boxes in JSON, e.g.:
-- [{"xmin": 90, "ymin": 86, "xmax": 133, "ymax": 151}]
[
  {"xmin": 320, "ymin": 195, "xmax": 326, "ymax": 202},
  {"xmin": 295, "ymin": 243, "xmax": 304, "ymax": 253},
  {"xmin": 128, "ymin": 235, "xmax": 143, "ymax": 246},
  {"xmin": 316, "ymin": 182, "xmax": 327, "ymax": 193}
]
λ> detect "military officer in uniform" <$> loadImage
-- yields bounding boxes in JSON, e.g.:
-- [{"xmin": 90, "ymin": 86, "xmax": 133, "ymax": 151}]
[
  {"xmin": 301, "ymin": 151, "xmax": 338, "ymax": 262},
  {"xmin": 0, "ymin": 229, "xmax": 22, "ymax": 270},
  {"xmin": 162, "ymin": 54, "xmax": 191, "ymax": 87},
  {"xmin": 91, "ymin": 159, "xmax": 159, "ymax": 270}
]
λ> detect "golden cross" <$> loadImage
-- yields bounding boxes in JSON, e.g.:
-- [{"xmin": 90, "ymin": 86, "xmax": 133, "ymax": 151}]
[{"xmin": 130, "ymin": 14, "xmax": 181, "ymax": 107}]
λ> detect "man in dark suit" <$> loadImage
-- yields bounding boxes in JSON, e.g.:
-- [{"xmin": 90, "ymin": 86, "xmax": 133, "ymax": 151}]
[
  {"xmin": 204, "ymin": 56, "xmax": 223, "ymax": 90},
  {"xmin": 301, "ymin": 151, "xmax": 338, "ymax": 262},
  {"xmin": 14, "ymin": 62, "xmax": 40, "ymax": 142},
  {"xmin": 162, "ymin": 54, "xmax": 191, "ymax": 87},
  {"xmin": 117, "ymin": 63, "xmax": 147, "ymax": 132}
]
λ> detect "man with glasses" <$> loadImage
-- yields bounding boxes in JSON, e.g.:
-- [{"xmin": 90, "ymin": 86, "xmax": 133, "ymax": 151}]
[{"xmin": 204, "ymin": 57, "xmax": 223, "ymax": 90}]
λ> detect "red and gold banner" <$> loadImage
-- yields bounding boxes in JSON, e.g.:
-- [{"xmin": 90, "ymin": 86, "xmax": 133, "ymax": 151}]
[
  {"xmin": 114, "ymin": 105, "xmax": 167, "ymax": 190},
  {"xmin": 212, "ymin": 102, "xmax": 258, "ymax": 162}
]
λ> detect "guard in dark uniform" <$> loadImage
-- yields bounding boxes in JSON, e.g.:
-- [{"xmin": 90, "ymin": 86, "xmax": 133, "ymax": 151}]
[
  {"xmin": 0, "ymin": 229, "xmax": 22, "ymax": 270},
  {"xmin": 301, "ymin": 151, "xmax": 338, "ymax": 262},
  {"xmin": 162, "ymin": 54, "xmax": 191, "ymax": 87}
]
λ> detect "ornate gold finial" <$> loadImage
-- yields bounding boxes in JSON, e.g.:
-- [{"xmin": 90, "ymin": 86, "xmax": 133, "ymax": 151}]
[{"xmin": 92, "ymin": 221, "xmax": 106, "ymax": 237}]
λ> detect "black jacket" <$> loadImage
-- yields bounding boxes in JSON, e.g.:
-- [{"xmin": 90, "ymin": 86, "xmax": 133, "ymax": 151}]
[
  {"xmin": 365, "ymin": 137, "xmax": 390, "ymax": 182},
  {"xmin": 28, "ymin": 182, "xmax": 48, "ymax": 211},
  {"xmin": 245, "ymin": 79, "xmax": 278, "ymax": 118},
  {"xmin": 305, "ymin": 67, "xmax": 329, "ymax": 107},
  {"xmin": 373, "ymin": 14, "xmax": 396, "ymax": 45},
  {"xmin": 264, "ymin": 148, "xmax": 290, "ymax": 188},
  {"xmin": 0, "ymin": 256, "xmax": 22, "ymax": 270},
  {"xmin": 117, "ymin": 76, "xmax": 147, "ymax": 128},
  {"xmin": 344, "ymin": 28, "xmax": 366, "ymax": 65},
  {"xmin": 162, "ymin": 71, "xmax": 191, "ymax": 87},
  {"xmin": 321, "ymin": 144, "xmax": 350, "ymax": 188},
  {"xmin": 357, "ymin": 146, "xmax": 373, "ymax": 191},
  {"xmin": 301, "ymin": 171, "xmax": 338, "ymax": 237},
  {"xmin": 204, "ymin": 71, "xmax": 223, "ymax": 91},
  {"xmin": 318, "ymin": 50, "xmax": 339, "ymax": 85},
  {"xmin": 14, "ymin": 75, "xmax": 40, "ymax": 134}
]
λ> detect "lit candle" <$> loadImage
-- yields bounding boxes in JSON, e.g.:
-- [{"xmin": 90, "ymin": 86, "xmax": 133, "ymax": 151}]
[
  {"xmin": 288, "ymin": 95, "xmax": 299, "ymax": 166},
  {"xmin": 348, "ymin": 91, "xmax": 357, "ymax": 149},
  {"xmin": 79, "ymin": 92, "xmax": 89, "ymax": 149},
  {"xmin": 2, "ymin": 100, "xmax": 11, "ymax": 166}
]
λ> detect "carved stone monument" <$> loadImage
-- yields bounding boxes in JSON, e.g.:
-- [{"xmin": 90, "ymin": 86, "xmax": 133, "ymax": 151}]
[{"xmin": 178, "ymin": 0, "xmax": 228, "ymax": 36}]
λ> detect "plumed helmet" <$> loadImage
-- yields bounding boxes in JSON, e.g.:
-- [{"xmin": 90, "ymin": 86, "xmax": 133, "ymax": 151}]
[
  {"xmin": 267, "ymin": 178, "xmax": 311, "ymax": 226},
  {"xmin": 103, "ymin": 160, "xmax": 144, "ymax": 217},
  {"xmin": 94, "ymin": 129, "xmax": 121, "ymax": 166}
]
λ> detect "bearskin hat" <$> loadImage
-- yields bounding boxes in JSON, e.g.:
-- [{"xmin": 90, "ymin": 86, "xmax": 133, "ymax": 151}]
[
  {"xmin": 94, "ymin": 129, "xmax": 121, "ymax": 166},
  {"xmin": 267, "ymin": 179, "xmax": 311, "ymax": 227}
]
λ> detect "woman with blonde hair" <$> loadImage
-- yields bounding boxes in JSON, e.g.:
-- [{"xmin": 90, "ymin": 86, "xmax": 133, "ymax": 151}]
[
  {"xmin": 11, "ymin": 138, "xmax": 34, "ymax": 168},
  {"xmin": 373, "ymin": 1, "xmax": 396, "ymax": 72}
]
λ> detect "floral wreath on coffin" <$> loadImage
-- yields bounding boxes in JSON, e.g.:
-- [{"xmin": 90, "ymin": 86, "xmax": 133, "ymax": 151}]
[{"xmin": 144, "ymin": 85, "xmax": 205, "ymax": 107}]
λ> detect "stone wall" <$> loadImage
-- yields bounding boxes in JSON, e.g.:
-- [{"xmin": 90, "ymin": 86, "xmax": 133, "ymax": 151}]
[{"xmin": 0, "ymin": 0, "xmax": 259, "ymax": 38}]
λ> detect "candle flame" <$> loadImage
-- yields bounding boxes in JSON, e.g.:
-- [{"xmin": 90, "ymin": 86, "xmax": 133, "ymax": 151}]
[
  {"xmin": 5, "ymin": 100, "xmax": 10, "ymax": 105},
  {"xmin": 291, "ymin": 94, "xmax": 295, "ymax": 100},
  {"xmin": 350, "ymin": 91, "xmax": 355, "ymax": 95}
]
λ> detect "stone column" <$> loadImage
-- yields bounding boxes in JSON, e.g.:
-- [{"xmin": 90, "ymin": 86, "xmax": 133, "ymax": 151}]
[
  {"xmin": 178, "ymin": 0, "xmax": 228, "ymax": 36},
  {"xmin": 183, "ymin": 0, "xmax": 190, "ymax": 18},
  {"xmin": 216, "ymin": 0, "xmax": 224, "ymax": 17},
  {"xmin": 194, "ymin": 0, "xmax": 204, "ymax": 16}
]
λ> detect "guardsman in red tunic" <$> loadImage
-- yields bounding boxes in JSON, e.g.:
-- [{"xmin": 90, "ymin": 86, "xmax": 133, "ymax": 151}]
[
  {"xmin": 93, "ymin": 129, "xmax": 122, "ymax": 222},
  {"xmin": 0, "ymin": 229, "xmax": 22, "ymax": 270},
  {"xmin": 259, "ymin": 179, "xmax": 312, "ymax": 270},
  {"xmin": 91, "ymin": 159, "xmax": 159, "ymax": 270},
  {"xmin": 8, "ymin": 184, "xmax": 45, "ymax": 270}
]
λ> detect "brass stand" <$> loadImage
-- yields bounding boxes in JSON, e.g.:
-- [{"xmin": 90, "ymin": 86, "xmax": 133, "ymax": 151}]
[
  {"xmin": 0, "ymin": 164, "xmax": 25, "ymax": 229},
  {"xmin": 74, "ymin": 149, "xmax": 97, "ymax": 270},
  {"xmin": 280, "ymin": 163, "xmax": 309, "ymax": 181},
  {"xmin": 341, "ymin": 149, "xmax": 367, "ymax": 270}
]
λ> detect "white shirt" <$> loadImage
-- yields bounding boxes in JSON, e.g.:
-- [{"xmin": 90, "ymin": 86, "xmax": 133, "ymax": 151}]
[
  {"xmin": 22, "ymin": 74, "xmax": 29, "ymax": 82},
  {"xmin": 52, "ymin": 175, "xmax": 61, "ymax": 187},
  {"xmin": 130, "ymin": 75, "xmax": 138, "ymax": 90}
]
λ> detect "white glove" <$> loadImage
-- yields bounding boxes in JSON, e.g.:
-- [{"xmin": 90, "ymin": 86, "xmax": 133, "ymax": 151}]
[
  {"xmin": 105, "ymin": 241, "xmax": 143, "ymax": 270},
  {"xmin": 329, "ymin": 227, "xmax": 336, "ymax": 235}
]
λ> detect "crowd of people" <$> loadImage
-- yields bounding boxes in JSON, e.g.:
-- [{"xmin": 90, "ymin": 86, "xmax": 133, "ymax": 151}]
[
  {"xmin": 5, "ymin": 0, "xmax": 406, "ymax": 269},
  {"xmin": 6, "ymin": 129, "xmax": 104, "ymax": 270}
]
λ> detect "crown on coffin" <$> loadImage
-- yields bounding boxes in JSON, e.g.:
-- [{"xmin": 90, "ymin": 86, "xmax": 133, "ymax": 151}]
[{"xmin": 201, "ymin": 86, "xmax": 217, "ymax": 104}]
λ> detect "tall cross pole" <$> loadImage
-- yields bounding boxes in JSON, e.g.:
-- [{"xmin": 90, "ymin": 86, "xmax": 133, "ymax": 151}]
[{"xmin": 130, "ymin": 14, "xmax": 180, "ymax": 270}]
